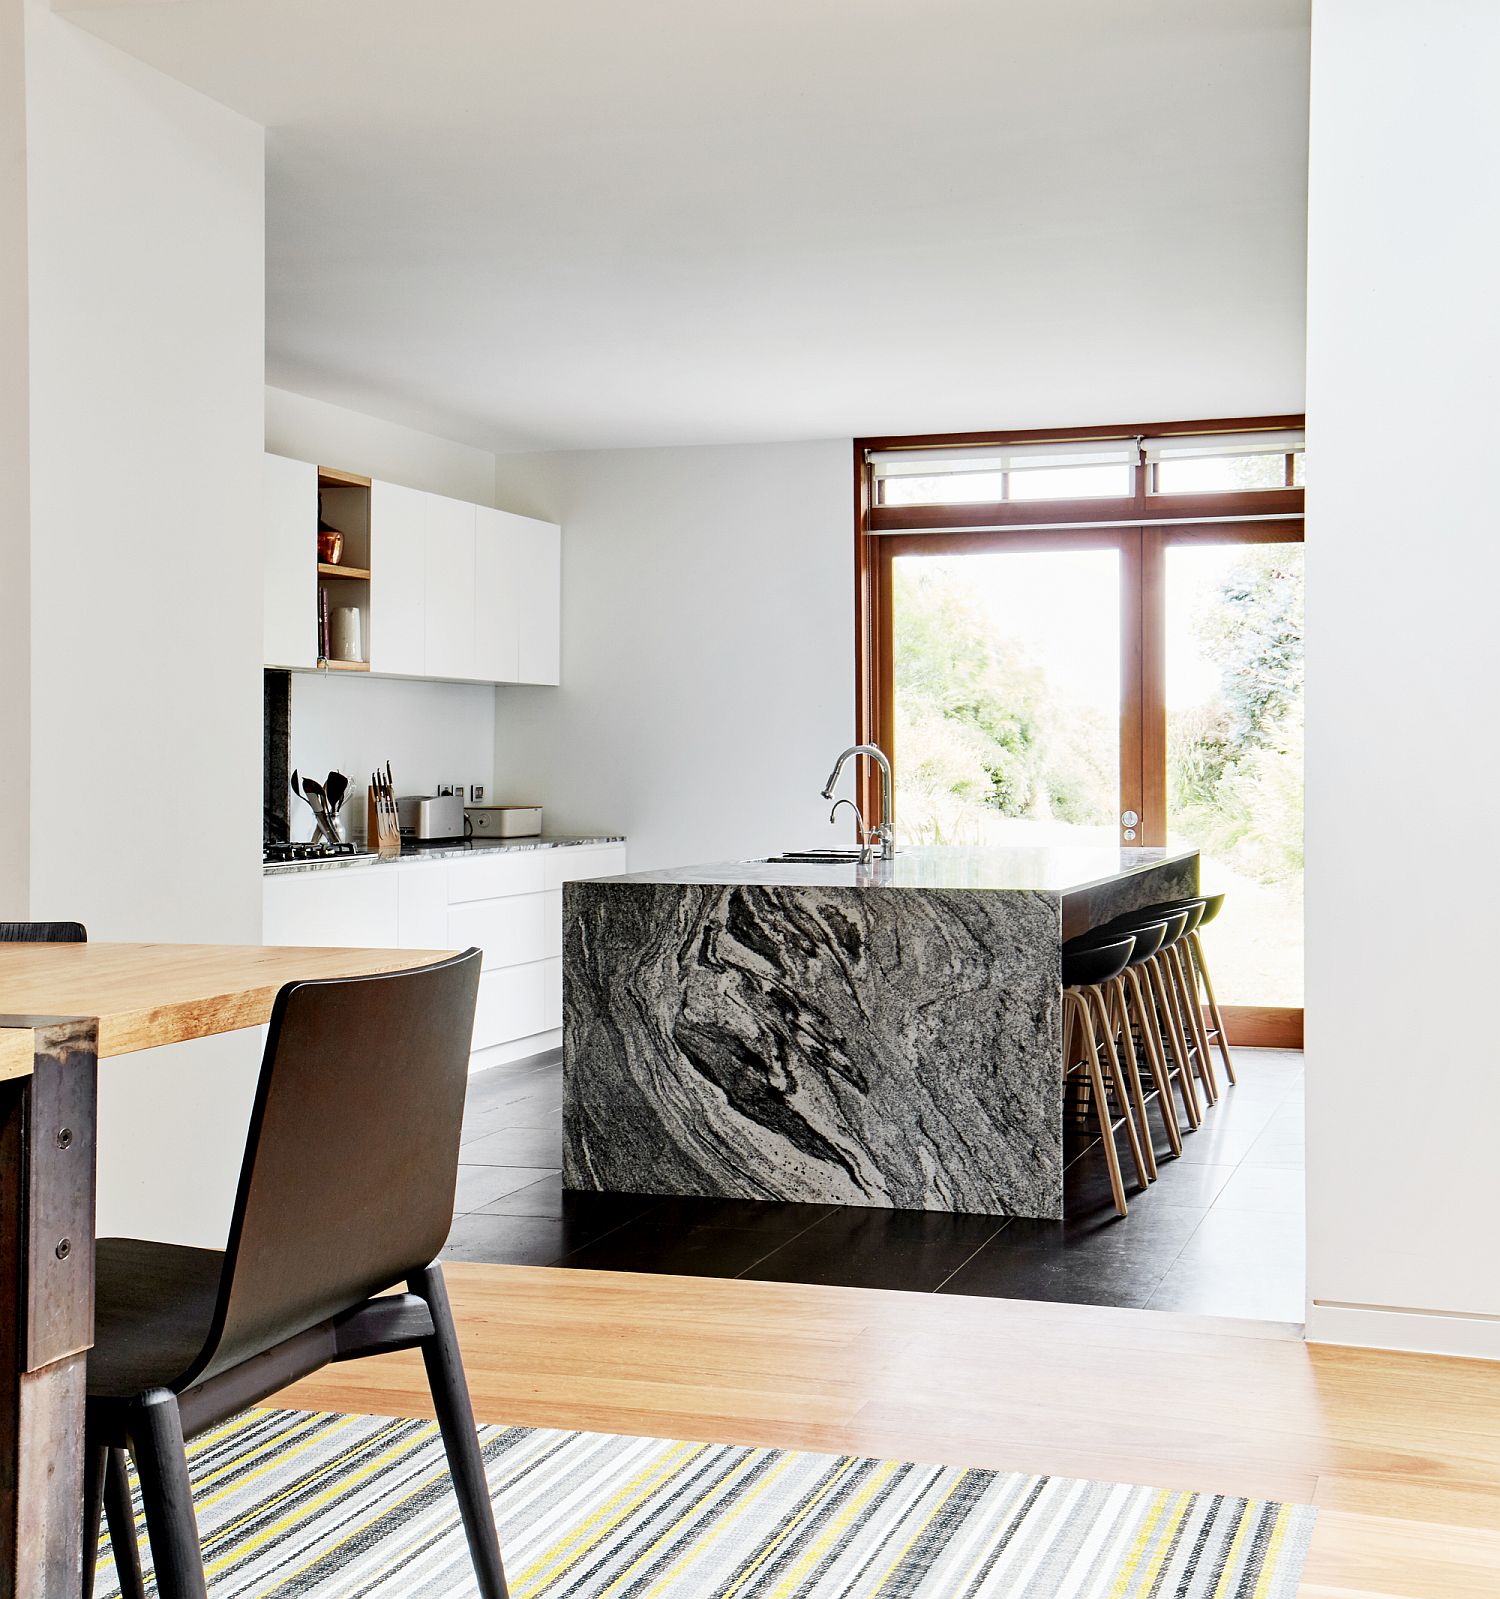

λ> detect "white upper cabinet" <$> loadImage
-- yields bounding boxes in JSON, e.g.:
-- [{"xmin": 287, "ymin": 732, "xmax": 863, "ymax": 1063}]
[
  {"xmin": 514, "ymin": 516, "xmax": 561, "ymax": 685},
  {"xmin": 263, "ymin": 453, "xmax": 317, "ymax": 669},
  {"xmin": 369, "ymin": 480, "xmax": 427, "ymax": 677},
  {"xmin": 263, "ymin": 456, "xmax": 559, "ymax": 685},
  {"xmin": 474, "ymin": 507, "xmax": 522, "ymax": 682},
  {"xmin": 423, "ymin": 495, "xmax": 478, "ymax": 681}
]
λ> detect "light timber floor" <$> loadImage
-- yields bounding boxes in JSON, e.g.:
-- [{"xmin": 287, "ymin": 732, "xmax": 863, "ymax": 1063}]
[{"xmin": 281, "ymin": 1264, "xmax": 1500, "ymax": 1599}]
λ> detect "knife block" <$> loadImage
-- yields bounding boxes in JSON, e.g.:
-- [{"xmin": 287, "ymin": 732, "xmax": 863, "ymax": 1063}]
[{"xmin": 367, "ymin": 789, "xmax": 402, "ymax": 859}]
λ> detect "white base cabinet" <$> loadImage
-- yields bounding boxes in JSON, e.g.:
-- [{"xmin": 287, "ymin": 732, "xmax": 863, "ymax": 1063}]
[{"xmin": 263, "ymin": 842, "xmax": 627, "ymax": 1065}]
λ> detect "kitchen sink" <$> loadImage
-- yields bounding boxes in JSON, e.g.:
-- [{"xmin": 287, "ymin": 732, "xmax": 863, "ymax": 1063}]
[{"xmin": 757, "ymin": 849, "xmax": 869, "ymax": 865}]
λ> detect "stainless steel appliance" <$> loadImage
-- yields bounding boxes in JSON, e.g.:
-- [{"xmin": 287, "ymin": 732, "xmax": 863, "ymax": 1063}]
[
  {"xmin": 397, "ymin": 793, "xmax": 467, "ymax": 841},
  {"xmin": 465, "ymin": 805, "xmax": 542, "ymax": 838}
]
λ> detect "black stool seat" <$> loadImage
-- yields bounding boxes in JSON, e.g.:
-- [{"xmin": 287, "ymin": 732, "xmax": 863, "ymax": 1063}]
[
  {"xmin": 1107, "ymin": 906, "xmax": 1189, "ymax": 948},
  {"xmin": 90, "ymin": 1241, "xmax": 221, "ymax": 1399},
  {"xmin": 1156, "ymin": 892, "xmax": 1224, "ymax": 926},
  {"xmin": 1121, "ymin": 921, "xmax": 1167, "ymax": 963},
  {"xmin": 1062, "ymin": 936, "xmax": 1134, "ymax": 988}
]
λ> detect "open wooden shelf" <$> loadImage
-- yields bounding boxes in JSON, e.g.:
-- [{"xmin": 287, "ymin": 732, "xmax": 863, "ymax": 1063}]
[
  {"xmin": 318, "ymin": 657, "xmax": 370, "ymax": 673},
  {"xmin": 317, "ymin": 465, "xmax": 371, "ymax": 489},
  {"xmin": 318, "ymin": 563, "xmax": 371, "ymax": 580}
]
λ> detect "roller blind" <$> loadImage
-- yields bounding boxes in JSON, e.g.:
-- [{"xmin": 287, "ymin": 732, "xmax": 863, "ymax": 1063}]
[
  {"xmin": 870, "ymin": 439, "xmax": 1137, "ymax": 479},
  {"xmin": 1144, "ymin": 429, "xmax": 1304, "ymax": 462}
]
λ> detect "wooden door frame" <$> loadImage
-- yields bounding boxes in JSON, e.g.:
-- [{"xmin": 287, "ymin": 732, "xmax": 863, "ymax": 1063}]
[{"xmin": 854, "ymin": 423, "xmax": 1305, "ymax": 1049}]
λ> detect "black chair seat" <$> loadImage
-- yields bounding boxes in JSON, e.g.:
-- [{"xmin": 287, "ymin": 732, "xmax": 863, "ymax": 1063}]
[
  {"xmin": 0, "ymin": 919, "xmax": 87, "ymax": 942},
  {"xmin": 1062, "ymin": 936, "xmax": 1134, "ymax": 988},
  {"xmin": 89, "ymin": 1240, "xmax": 222, "ymax": 1399}
]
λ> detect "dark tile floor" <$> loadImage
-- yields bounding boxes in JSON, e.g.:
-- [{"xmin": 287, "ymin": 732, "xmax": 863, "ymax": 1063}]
[{"xmin": 444, "ymin": 1047, "xmax": 1305, "ymax": 1322}]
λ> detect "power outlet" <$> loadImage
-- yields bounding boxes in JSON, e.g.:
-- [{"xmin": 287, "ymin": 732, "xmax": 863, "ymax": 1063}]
[{"xmin": 469, "ymin": 783, "xmax": 486, "ymax": 803}]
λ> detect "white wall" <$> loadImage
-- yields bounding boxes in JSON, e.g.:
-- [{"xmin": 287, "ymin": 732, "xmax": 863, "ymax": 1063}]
[
  {"xmin": 0, "ymin": 0, "xmax": 29, "ymax": 912},
  {"xmin": 288, "ymin": 672, "xmax": 496, "ymax": 841},
  {"xmin": 20, "ymin": 1, "xmax": 266, "ymax": 1245},
  {"xmin": 493, "ymin": 442, "xmax": 853, "ymax": 869},
  {"xmin": 1305, "ymin": 0, "xmax": 1500, "ymax": 1357},
  {"xmin": 25, "ymin": 0, "xmax": 265, "ymax": 939},
  {"xmin": 266, "ymin": 384, "xmax": 497, "ymax": 504}
]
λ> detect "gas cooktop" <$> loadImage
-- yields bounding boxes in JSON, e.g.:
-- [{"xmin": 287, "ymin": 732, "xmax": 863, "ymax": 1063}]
[{"xmin": 262, "ymin": 840, "xmax": 374, "ymax": 866}]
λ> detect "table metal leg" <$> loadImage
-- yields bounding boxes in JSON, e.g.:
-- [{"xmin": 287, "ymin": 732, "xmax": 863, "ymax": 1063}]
[{"xmin": 1, "ymin": 1016, "xmax": 98, "ymax": 1598}]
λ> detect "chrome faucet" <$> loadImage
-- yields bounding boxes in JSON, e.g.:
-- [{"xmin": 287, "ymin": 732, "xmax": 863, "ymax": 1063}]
[
  {"xmin": 821, "ymin": 743, "xmax": 895, "ymax": 859},
  {"xmin": 829, "ymin": 798, "xmax": 876, "ymax": 866}
]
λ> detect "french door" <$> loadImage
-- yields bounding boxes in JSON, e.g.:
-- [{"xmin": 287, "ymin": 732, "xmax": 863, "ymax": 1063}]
[{"xmin": 854, "ymin": 423, "xmax": 1305, "ymax": 1047}]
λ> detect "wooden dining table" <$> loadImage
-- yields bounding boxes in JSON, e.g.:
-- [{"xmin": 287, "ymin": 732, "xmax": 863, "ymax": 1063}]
[{"xmin": 0, "ymin": 939, "xmax": 455, "ymax": 1597}]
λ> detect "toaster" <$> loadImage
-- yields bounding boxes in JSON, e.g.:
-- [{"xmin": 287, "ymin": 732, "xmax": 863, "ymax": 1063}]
[{"xmin": 396, "ymin": 793, "xmax": 467, "ymax": 841}]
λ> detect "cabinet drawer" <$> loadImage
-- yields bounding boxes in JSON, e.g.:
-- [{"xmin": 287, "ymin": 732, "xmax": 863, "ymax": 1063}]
[
  {"xmin": 447, "ymin": 852, "xmax": 547, "ymax": 903},
  {"xmin": 396, "ymin": 862, "xmax": 449, "ymax": 949},
  {"xmin": 449, "ymin": 893, "xmax": 548, "ymax": 970},
  {"xmin": 263, "ymin": 867, "xmax": 400, "ymax": 948},
  {"xmin": 473, "ymin": 962, "xmax": 548, "ymax": 1049},
  {"xmin": 544, "ymin": 844, "xmax": 628, "ymax": 891}
]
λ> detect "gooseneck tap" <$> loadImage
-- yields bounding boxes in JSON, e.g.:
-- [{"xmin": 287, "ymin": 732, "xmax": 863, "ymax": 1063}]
[
  {"xmin": 821, "ymin": 743, "xmax": 895, "ymax": 859},
  {"xmin": 829, "ymin": 797, "xmax": 875, "ymax": 866}
]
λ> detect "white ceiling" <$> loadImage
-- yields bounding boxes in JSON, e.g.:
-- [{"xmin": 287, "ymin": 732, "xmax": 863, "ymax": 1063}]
[{"xmin": 62, "ymin": 0, "xmax": 1310, "ymax": 452}]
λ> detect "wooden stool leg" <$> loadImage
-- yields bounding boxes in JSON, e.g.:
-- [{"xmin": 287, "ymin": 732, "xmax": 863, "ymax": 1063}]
[
  {"xmin": 1160, "ymin": 946, "xmax": 1207, "ymax": 1107},
  {"xmin": 1125, "ymin": 965, "xmax": 1183, "ymax": 1156},
  {"xmin": 1149, "ymin": 954, "xmax": 1201, "ymax": 1128},
  {"xmin": 1067, "ymin": 991, "xmax": 1128, "ymax": 1217},
  {"xmin": 1170, "ymin": 943, "xmax": 1219, "ymax": 1103},
  {"xmin": 1191, "ymin": 930, "xmax": 1239, "ymax": 1086},
  {"xmin": 1096, "ymin": 979, "xmax": 1156, "ymax": 1181}
]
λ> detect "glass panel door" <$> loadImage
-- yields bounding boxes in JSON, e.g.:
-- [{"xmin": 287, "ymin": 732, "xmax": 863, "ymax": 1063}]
[
  {"xmin": 890, "ymin": 549, "xmax": 1121, "ymax": 847},
  {"xmin": 1165, "ymin": 540, "xmax": 1304, "ymax": 1009}
]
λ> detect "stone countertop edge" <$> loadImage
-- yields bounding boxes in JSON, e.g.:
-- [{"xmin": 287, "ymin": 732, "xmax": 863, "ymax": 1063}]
[
  {"xmin": 264, "ymin": 834, "xmax": 626, "ymax": 876},
  {"xmin": 579, "ymin": 843, "xmax": 1199, "ymax": 896}
]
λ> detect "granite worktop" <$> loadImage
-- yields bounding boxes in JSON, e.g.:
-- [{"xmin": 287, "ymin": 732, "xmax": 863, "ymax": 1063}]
[
  {"xmin": 600, "ymin": 843, "xmax": 1196, "ymax": 897},
  {"xmin": 264, "ymin": 834, "xmax": 625, "ymax": 876}
]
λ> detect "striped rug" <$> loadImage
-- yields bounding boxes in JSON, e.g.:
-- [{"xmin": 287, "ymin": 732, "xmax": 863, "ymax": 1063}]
[{"xmin": 94, "ymin": 1407, "xmax": 1316, "ymax": 1597}]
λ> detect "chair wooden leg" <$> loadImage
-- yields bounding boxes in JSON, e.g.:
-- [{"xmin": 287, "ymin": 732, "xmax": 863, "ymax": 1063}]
[
  {"xmin": 1191, "ymin": 930, "xmax": 1239, "ymax": 1086},
  {"xmin": 1067, "ymin": 992, "xmax": 1127, "ymax": 1216},
  {"xmin": 83, "ymin": 1441, "xmax": 106, "ymax": 1599},
  {"xmin": 1170, "ymin": 943, "xmax": 1219, "ymax": 1103},
  {"xmin": 1149, "ymin": 954, "xmax": 1201, "ymax": 1128},
  {"xmin": 129, "ymin": 1390, "xmax": 207, "ymax": 1599},
  {"xmin": 1125, "ymin": 966, "xmax": 1183, "ymax": 1156},
  {"xmin": 1092, "ymin": 981, "xmax": 1155, "ymax": 1182},
  {"xmin": 410, "ymin": 1264, "xmax": 510, "ymax": 1599},
  {"xmin": 105, "ymin": 1447, "xmax": 147, "ymax": 1599}
]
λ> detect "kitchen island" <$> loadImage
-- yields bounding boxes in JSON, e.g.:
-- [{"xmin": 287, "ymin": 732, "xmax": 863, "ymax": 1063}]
[{"xmin": 563, "ymin": 844, "xmax": 1198, "ymax": 1220}]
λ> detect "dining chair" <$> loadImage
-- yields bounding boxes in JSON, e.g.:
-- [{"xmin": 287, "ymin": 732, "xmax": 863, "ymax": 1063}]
[
  {"xmin": 82, "ymin": 946, "xmax": 508, "ymax": 1599},
  {"xmin": 0, "ymin": 919, "xmax": 87, "ymax": 941}
]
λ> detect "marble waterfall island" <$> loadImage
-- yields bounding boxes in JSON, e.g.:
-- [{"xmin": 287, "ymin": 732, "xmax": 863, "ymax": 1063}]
[{"xmin": 562, "ymin": 844, "xmax": 1198, "ymax": 1220}]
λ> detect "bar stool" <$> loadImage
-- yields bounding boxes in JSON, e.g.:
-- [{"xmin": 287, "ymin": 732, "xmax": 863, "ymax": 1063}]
[
  {"xmin": 1104, "ymin": 905, "xmax": 1204, "ymax": 1132},
  {"xmin": 1062, "ymin": 936, "xmax": 1149, "ymax": 1216},
  {"xmin": 1106, "ymin": 895, "xmax": 1221, "ymax": 1106},
  {"xmin": 1087, "ymin": 916, "xmax": 1191, "ymax": 1161},
  {"xmin": 1126, "ymin": 898, "xmax": 1221, "ymax": 1105},
  {"xmin": 1157, "ymin": 893, "xmax": 1237, "ymax": 1087}
]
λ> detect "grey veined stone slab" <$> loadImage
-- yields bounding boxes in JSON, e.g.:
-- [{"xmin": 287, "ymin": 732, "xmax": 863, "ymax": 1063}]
[{"xmin": 562, "ymin": 849, "xmax": 1198, "ymax": 1220}]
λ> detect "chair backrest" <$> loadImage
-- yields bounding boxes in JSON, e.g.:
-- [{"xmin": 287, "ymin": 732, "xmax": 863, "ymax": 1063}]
[
  {"xmin": 179, "ymin": 947, "xmax": 481, "ymax": 1389},
  {"xmin": 0, "ymin": 921, "xmax": 87, "ymax": 942}
]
